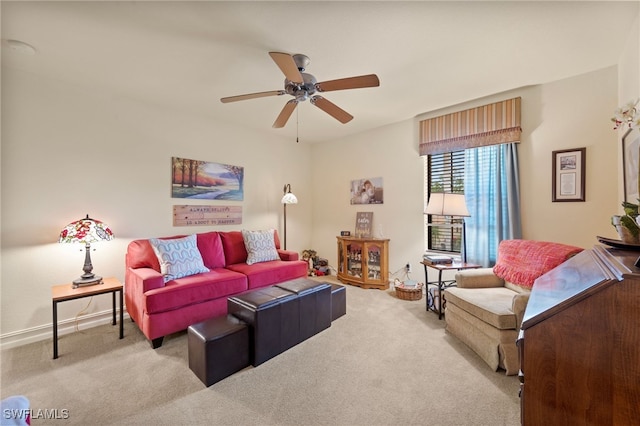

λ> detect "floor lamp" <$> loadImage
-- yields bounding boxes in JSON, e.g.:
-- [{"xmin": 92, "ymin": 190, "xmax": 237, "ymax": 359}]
[
  {"xmin": 281, "ymin": 184, "xmax": 298, "ymax": 250},
  {"xmin": 425, "ymin": 193, "xmax": 470, "ymax": 263}
]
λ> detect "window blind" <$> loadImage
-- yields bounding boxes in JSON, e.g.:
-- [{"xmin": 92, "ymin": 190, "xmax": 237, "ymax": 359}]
[{"xmin": 425, "ymin": 151, "xmax": 465, "ymax": 253}]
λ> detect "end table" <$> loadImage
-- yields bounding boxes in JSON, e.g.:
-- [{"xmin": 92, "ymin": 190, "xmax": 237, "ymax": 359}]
[
  {"xmin": 421, "ymin": 260, "xmax": 482, "ymax": 319},
  {"xmin": 52, "ymin": 276, "xmax": 124, "ymax": 359}
]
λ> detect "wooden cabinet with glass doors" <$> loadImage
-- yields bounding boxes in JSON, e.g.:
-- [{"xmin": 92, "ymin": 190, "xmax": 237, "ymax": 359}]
[{"xmin": 336, "ymin": 236, "xmax": 389, "ymax": 290}]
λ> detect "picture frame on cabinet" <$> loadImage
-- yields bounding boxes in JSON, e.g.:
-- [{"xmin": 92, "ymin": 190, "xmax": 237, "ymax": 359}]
[
  {"xmin": 552, "ymin": 147, "xmax": 586, "ymax": 202},
  {"xmin": 354, "ymin": 212, "xmax": 373, "ymax": 238}
]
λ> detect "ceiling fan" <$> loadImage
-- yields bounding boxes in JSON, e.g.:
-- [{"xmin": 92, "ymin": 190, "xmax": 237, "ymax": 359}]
[{"xmin": 220, "ymin": 52, "xmax": 380, "ymax": 128}]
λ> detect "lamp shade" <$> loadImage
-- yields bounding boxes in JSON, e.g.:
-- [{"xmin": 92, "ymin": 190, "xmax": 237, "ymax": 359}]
[
  {"xmin": 59, "ymin": 214, "xmax": 114, "ymax": 288},
  {"xmin": 281, "ymin": 184, "xmax": 298, "ymax": 204},
  {"xmin": 281, "ymin": 193, "xmax": 298, "ymax": 204},
  {"xmin": 425, "ymin": 193, "xmax": 470, "ymax": 217},
  {"xmin": 59, "ymin": 215, "xmax": 114, "ymax": 244}
]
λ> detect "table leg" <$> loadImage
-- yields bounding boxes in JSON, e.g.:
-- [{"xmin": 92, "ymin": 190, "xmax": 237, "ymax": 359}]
[
  {"xmin": 424, "ymin": 263, "xmax": 429, "ymax": 312},
  {"xmin": 119, "ymin": 288, "xmax": 124, "ymax": 339},
  {"xmin": 53, "ymin": 300, "xmax": 58, "ymax": 359},
  {"xmin": 112, "ymin": 291, "xmax": 116, "ymax": 326},
  {"xmin": 438, "ymin": 270, "xmax": 444, "ymax": 320}
]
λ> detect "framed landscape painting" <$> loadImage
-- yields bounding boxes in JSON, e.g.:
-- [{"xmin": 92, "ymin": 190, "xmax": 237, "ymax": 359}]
[{"xmin": 171, "ymin": 157, "xmax": 244, "ymax": 200}]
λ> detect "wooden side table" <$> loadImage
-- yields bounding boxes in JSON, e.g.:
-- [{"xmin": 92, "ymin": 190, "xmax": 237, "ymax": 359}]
[
  {"xmin": 421, "ymin": 260, "xmax": 482, "ymax": 319},
  {"xmin": 52, "ymin": 276, "xmax": 124, "ymax": 359}
]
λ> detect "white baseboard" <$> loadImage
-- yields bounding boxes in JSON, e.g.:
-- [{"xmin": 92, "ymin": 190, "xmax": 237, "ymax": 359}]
[{"xmin": 0, "ymin": 309, "xmax": 130, "ymax": 351}]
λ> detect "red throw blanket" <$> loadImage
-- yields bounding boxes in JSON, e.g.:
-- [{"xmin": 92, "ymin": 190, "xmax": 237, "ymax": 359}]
[{"xmin": 492, "ymin": 239, "xmax": 583, "ymax": 289}]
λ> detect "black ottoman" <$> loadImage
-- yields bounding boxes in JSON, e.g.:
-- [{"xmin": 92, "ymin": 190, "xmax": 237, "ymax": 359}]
[
  {"xmin": 276, "ymin": 278, "xmax": 332, "ymax": 341},
  {"xmin": 228, "ymin": 286, "xmax": 298, "ymax": 366},
  {"xmin": 330, "ymin": 283, "xmax": 347, "ymax": 321},
  {"xmin": 188, "ymin": 315, "xmax": 249, "ymax": 387}
]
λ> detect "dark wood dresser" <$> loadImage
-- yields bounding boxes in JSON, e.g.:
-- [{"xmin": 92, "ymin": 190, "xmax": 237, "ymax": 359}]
[{"xmin": 517, "ymin": 245, "xmax": 640, "ymax": 425}]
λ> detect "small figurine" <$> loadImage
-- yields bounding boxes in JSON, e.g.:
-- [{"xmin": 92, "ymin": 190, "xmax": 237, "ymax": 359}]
[{"xmin": 301, "ymin": 249, "xmax": 318, "ymax": 276}]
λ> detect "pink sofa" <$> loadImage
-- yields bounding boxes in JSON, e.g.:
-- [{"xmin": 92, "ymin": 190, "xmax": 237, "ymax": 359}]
[{"xmin": 125, "ymin": 230, "xmax": 308, "ymax": 348}]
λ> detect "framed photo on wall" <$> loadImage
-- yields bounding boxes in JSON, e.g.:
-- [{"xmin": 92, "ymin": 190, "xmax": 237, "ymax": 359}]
[
  {"xmin": 622, "ymin": 127, "xmax": 640, "ymax": 203},
  {"xmin": 552, "ymin": 147, "xmax": 586, "ymax": 202},
  {"xmin": 350, "ymin": 177, "xmax": 384, "ymax": 204}
]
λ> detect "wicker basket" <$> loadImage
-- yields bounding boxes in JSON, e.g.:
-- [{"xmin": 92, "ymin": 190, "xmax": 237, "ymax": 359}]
[{"xmin": 395, "ymin": 283, "xmax": 423, "ymax": 301}]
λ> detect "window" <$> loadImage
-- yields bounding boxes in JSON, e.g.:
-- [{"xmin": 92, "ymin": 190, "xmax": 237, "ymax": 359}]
[{"xmin": 424, "ymin": 150, "xmax": 465, "ymax": 254}]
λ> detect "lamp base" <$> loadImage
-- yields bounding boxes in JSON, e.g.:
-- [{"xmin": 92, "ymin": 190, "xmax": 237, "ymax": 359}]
[{"xmin": 72, "ymin": 275, "xmax": 104, "ymax": 289}]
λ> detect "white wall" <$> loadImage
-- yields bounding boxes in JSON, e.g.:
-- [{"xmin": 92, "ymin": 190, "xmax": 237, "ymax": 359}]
[
  {"xmin": 521, "ymin": 67, "xmax": 619, "ymax": 244},
  {"xmin": 618, "ymin": 13, "xmax": 639, "ymax": 105},
  {"xmin": 1, "ymin": 68, "xmax": 312, "ymax": 344},
  {"xmin": 309, "ymin": 121, "xmax": 425, "ymax": 282},
  {"xmin": 310, "ymin": 66, "xmax": 621, "ymax": 286}
]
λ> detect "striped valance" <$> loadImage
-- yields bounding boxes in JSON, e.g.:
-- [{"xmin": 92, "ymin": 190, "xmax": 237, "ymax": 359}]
[{"xmin": 419, "ymin": 97, "xmax": 522, "ymax": 156}]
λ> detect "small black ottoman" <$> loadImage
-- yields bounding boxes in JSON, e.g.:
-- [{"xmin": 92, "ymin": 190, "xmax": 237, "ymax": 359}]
[
  {"xmin": 188, "ymin": 315, "xmax": 249, "ymax": 387},
  {"xmin": 276, "ymin": 278, "xmax": 332, "ymax": 341},
  {"xmin": 228, "ymin": 286, "xmax": 298, "ymax": 366},
  {"xmin": 330, "ymin": 283, "xmax": 347, "ymax": 321}
]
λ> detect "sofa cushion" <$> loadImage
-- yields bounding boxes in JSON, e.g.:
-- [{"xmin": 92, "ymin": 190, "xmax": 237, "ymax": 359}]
[
  {"xmin": 219, "ymin": 231, "xmax": 248, "ymax": 265},
  {"xmin": 226, "ymin": 260, "xmax": 308, "ymax": 289},
  {"xmin": 149, "ymin": 234, "xmax": 209, "ymax": 282},
  {"xmin": 242, "ymin": 229, "xmax": 280, "ymax": 265},
  {"xmin": 445, "ymin": 287, "xmax": 517, "ymax": 330},
  {"xmin": 492, "ymin": 239, "xmax": 583, "ymax": 289},
  {"xmin": 145, "ymin": 269, "xmax": 248, "ymax": 314},
  {"xmin": 127, "ymin": 239, "xmax": 161, "ymax": 271},
  {"xmin": 445, "ymin": 303, "xmax": 519, "ymax": 373},
  {"xmin": 196, "ymin": 231, "xmax": 226, "ymax": 269}
]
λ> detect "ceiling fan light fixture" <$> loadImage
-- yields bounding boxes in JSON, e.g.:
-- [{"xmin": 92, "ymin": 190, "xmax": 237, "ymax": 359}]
[{"xmin": 292, "ymin": 54, "xmax": 310, "ymax": 71}]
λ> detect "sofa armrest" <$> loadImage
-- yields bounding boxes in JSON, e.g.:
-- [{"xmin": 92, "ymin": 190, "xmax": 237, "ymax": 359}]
[
  {"xmin": 512, "ymin": 292, "xmax": 530, "ymax": 329},
  {"xmin": 127, "ymin": 267, "xmax": 165, "ymax": 293},
  {"xmin": 454, "ymin": 268, "xmax": 505, "ymax": 288},
  {"xmin": 277, "ymin": 249, "xmax": 299, "ymax": 261}
]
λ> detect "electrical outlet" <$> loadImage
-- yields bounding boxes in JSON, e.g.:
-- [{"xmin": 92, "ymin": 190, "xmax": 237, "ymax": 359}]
[{"xmin": 405, "ymin": 262, "xmax": 411, "ymax": 273}]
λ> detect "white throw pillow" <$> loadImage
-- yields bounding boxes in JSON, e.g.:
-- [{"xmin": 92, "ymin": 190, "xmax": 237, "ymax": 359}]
[
  {"xmin": 242, "ymin": 229, "xmax": 280, "ymax": 265},
  {"xmin": 149, "ymin": 234, "xmax": 209, "ymax": 282}
]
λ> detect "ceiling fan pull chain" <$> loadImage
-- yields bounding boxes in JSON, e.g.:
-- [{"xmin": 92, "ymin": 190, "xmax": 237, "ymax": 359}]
[{"xmin": 296, "ymin": 107, "xmax": 299, "ymax": 143}]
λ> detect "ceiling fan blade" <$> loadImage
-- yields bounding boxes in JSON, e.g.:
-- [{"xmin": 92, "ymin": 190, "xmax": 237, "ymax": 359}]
[
  {"xmin": 269, "ymin": 52, "xmax": 304, "ymax": 84},
  {"xmin": 273, "ymin": 100, "xmax": 298, "ymax": 128},
  {"xmin": 315, "ymin": 74, "xmax": 380, "ymax": 92},
  {"xmin": 311, "ymin": 96, "xmax": 353, "ymax": 124},
  {"xmin": 220, "ymin": 90, "xmax": 285, "ymax": 103}
]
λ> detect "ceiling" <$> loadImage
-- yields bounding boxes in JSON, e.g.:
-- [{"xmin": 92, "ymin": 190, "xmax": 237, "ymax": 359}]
[{"xmin": 2, "ymin": 1, "xmax": 638, "ymax": 144}]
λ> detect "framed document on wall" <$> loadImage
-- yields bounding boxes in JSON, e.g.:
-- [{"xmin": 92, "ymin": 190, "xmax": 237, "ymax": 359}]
[{"xmin": 552, "ymin": 147, "xmax": 586, "ymax": 202}]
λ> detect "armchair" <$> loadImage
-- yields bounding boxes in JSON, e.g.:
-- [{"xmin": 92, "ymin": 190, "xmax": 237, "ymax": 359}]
[{"xmin": 444, "ymin": 239, "xmax": 583, "ymax": 375}]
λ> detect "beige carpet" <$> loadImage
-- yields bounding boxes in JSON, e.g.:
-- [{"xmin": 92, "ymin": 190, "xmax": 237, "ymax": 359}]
[{"xmin": 0, "ymin": 277, "xmax": 520, "ymax": 425}]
